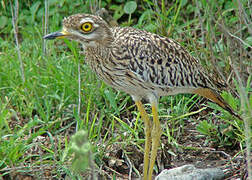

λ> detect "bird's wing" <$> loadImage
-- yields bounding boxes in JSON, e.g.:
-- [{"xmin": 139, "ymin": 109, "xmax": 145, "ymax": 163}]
[{"xmin": 113, "ymin": 27, "xmax": 223, "ymax": 90}]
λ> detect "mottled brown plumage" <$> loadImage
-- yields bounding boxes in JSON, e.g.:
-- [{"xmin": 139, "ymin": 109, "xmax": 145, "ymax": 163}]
[{"xmin": 44, "ymin": 14, "xmax": 241, "ymax": 180}]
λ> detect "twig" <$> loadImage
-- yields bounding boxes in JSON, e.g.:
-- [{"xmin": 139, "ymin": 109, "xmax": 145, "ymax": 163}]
[
  {"xmin": 10, "ymin": 0, "xmax": 25, "ymax": 83},
  {"xmin": 231, "ymin": 59, "xmax": 252, "ymax": 180},
  {"xmin": 124, "ymin": 153, "xmax": 133, "ymax": 180},
  {"xmin": 99, "ymin": 165, "xmax": 112, "ymax": 179},
  {"xmin": 210, "ymin": 151, "xmax": 231, "ymax": 159},
  {"xmin": 0, "ymin": 164, "xmax": 61, "ymax": 172},
  {"xmin": 104, "ymin": 165, "xmax": 125, "ymax": 177},
  {"xmin": 215, "ymin": 21, "xmax": 252, "ymax": 49}
]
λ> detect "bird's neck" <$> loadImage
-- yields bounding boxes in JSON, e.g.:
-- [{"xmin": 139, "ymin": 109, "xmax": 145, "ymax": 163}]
[{"xmin": 85, "ymin": 44, "xmax": 111, "ymax": 60}]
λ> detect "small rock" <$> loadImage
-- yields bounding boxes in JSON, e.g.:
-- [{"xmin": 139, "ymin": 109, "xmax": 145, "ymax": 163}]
[{"xmin": 155, "ymin": 164, "xmax": 225, "ymax": 180}]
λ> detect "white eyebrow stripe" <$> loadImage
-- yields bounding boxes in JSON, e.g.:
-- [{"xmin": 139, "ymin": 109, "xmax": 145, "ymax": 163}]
[
  {"xmin": 80, "ymin": 18, "xmax": 94, "ymax": 24},
  {"xmin": 80, "ymin": 18, "xmax": 99, "ymax": 28}
]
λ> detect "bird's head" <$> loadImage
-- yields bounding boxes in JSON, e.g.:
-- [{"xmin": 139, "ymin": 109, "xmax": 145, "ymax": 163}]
[{"xmin": 43, "ymin": 14, "xmax": 114, "ymax": 48}]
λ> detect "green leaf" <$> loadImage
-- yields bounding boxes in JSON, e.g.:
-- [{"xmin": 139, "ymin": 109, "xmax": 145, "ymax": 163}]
[
  {"xmin": 196, "ymin": 120, "xmax": 215, "ymax": 136},
  {"xmin": 137, "ymin": 9, "xmax": 153, "ymax": 26},
  {"xmin": 124, "ymin": 1, "xmax": 137, "ymax": 14},
  {"xmin": 30, "ymin": 1, "xmax": 41, "ymax": 22},
  {"xmin": 104, "ymin": 89, "xmax": 119, "ymax": 115},
  {"xmin": 181, "ymin": 0, "xmax": 188, "ymax": 7},
  {"xmin": 143, "ymin": 23, "xmax": 157, "ymax": 32},
  {"xmin": 30, "ymin": 1, "xmax": 41, "ymax": 14},
  {"xmin": 0, "ymin": 16, "xmax": 8, "ymax": 29},
  {"xmin": 244, "ymin": 36, "xmax": 252, "ymax": 49},
  {"xmin": 110, "ymin": 4, "xmax": 124, "ymax": 20}
]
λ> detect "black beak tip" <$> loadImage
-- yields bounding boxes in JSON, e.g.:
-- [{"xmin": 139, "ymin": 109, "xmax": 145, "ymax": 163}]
[
  {"xmin": 43, "ymin": 32, "xmax": 65, "ymax": 40},
  {"xmin": 43, "ymin": 33, "xmax": 56, "ymax": 40}
]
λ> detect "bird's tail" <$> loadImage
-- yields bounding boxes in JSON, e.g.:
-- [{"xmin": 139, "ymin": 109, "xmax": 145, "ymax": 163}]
[{"xmin": 193, "ymin": 88, "xmax": 242, "ymax": 120}]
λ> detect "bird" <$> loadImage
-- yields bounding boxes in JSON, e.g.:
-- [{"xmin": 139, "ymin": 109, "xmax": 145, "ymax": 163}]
[{"xmin": 44, "ymin": 13, "xmax": 241, "ymax": 180}]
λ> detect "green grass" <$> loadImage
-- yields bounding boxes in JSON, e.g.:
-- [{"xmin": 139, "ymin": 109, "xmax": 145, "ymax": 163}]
[{"xmin": 0, "ymin": 0, "xmax": 251, "ymax": 179}]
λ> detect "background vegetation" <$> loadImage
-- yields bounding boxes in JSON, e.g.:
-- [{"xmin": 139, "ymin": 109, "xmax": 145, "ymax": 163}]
[{"xmin": 0, "ymin": 0, "xmax": 251, "ymax": 179}]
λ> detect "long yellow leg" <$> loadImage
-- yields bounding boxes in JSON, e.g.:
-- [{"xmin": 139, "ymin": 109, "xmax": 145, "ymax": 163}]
[
  {"xmin": 148, "ymin": 102, "xmax": 162, "ymax": 180},
  {"xmin": 135, "ymin": 101, "xmax": 151, "ymax": 180}
]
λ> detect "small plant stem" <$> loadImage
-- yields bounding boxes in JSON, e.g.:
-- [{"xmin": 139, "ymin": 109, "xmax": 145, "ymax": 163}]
[
  {"xmin": 196, "ymin": 0, "xmax": 204, "ymax": 43},
  {"xmin": 128, "ymin": 13, "xmax": 132, "ymax": 25},
  {"xmin": 77, "ymin": 61, "xmax": 81, "ymax": 118},
  {"xmin": 11, "ymin": 0, "xmax": 25, "ymax": 83},
  {"xmin": 43, "ymin": 0, "xmax": 49, "ymax": 55},
  {"xmin": 233, "ymin": 67, "xmax": 252, "ymax": 180},
  {"xmin": 236, "ymin": 0, "xmax": 252, "ymax": 35}
]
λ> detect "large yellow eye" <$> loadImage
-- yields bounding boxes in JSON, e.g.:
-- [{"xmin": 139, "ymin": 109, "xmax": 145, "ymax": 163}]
[{"xmin": 81, "ymin": 22, "xmax": 93, "ymax": 32}]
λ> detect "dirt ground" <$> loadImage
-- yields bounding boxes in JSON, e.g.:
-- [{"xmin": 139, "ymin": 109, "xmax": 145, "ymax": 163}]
[{"xmin": 1, "ymin": 111, "xmax": 248, "ymax": 180}]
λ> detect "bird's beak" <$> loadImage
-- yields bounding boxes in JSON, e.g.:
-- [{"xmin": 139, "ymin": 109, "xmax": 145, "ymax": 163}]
[{"xmin": 43, "ymin": 29, "xmax": 70, "ymax": 40}]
